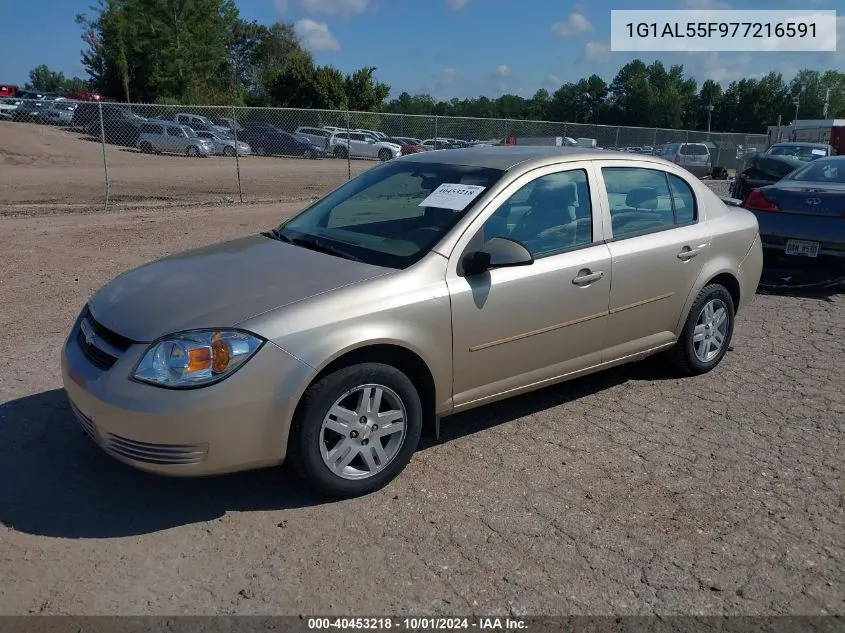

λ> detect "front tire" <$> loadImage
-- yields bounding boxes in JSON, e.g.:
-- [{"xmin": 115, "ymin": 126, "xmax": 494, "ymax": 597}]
[
  {"xmin": 223, "ymin": 145, "xmax": 236, "ymax": 157},
  {"xmin": 186, "ymin": 145, "xmax": 199, "ymax": 157},
  {"xmin": 288, "ymin": 363, "xmax": 423, "ymax": 498},
  {"xmin": 303, "ymin": 148, "xmax": 313, "ymax": 159},
  {"xmin": 667, "ymin": 284, "xmax": 735, "ymax": 376},
  {"xmin": 378, "ymin": 148, "xmax": 392, "ymax": 162},
  {"xmin": 333, "ymin": 145, "xmax": 348, "ymax": 159}
]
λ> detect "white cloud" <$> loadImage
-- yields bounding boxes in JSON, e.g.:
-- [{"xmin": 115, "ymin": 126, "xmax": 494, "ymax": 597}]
[
  {"xmin": 551, "ymin": 12, "xmax": 593, "ymax": 37},
  {"xmin": 447, "ymin": 0, "xmax": 471, "ymax": 9},
  {"xmin": 579, "ymin": 40, "xmax": 611, "ymax": 63},
  {"xmin": 278, "ymin": 0, "xmax": 369, "ymax": 19},
  {"xmin": 494, "ymin": 64, "xmax": 511, "ymax": 77},
  {"xmin": 294, "ymin": 19, "xmax": 341, "ymax": 52}
]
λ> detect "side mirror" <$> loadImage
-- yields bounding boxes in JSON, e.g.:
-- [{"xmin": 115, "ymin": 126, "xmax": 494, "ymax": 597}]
[{"xmin": 461, "ymin": 237, "xmax": 534, "ymax": 276}]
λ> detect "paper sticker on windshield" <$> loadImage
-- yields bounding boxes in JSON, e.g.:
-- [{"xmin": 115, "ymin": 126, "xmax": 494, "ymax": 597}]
[
  {"xmin": 811, "ymin": 149, "xmax": 826, "ymax": 156},
  {"xmin": 418, "ymin": 184, "xmax": 486, "ymax": 211}
]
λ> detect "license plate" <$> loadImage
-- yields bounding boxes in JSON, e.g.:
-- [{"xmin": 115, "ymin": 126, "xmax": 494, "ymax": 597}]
[{"xmin": 785, "ymin": 239, "xmax": 820, "ymax": 258}]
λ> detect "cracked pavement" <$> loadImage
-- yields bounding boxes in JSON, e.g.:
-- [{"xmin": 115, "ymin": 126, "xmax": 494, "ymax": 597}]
[{"xmin": 0, "ymin": 201, "xmax": 842, "ymax": 616}]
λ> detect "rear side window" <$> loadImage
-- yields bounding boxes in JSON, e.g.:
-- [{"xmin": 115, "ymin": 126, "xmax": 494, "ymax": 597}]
[
  {"xmin": 681, "ymin": 144, "xmax": 709, "ymax": 156},
  {"xmin": 667, "ymin": 174, "xmax": 697, "ymax": 224},
  {"xmin": 140, "ymin": 123, "xmax": 162, "ymax": 134},
  {"xmin": 166, "ymin": 126, "xmax": 182, "ymax": 137},
  {"xmin": 603, "ymin": 167, "xmax": 698, "ymax": 238}
]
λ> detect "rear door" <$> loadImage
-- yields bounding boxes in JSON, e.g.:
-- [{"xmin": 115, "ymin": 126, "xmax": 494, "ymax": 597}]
[{"xmin": 596, "ymin": 161, "xmax": 711, "ymax": 357}]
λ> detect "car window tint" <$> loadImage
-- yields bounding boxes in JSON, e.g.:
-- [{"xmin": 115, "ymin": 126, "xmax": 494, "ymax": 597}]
[
  {"xmin": 682, "ymin": 144, "xmax": 708, "ymax": 155},
  {"xmin": 602, "ymin": 167, "xmax": 675, "ymax": 238},
  {"xmin": 166, "ymin": 127, "xmax": 182, "ymax": 136},
  {"xmin": 667, "ymin": 174, "xmax": 697, "ymax": 224},
  {"xmin": 480, "ymin": 169, "xmax": 593, "ymax": 258}
]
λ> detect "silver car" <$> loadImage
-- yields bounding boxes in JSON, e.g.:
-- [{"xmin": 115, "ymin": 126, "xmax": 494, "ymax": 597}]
[
  {"xmin": 195, "ymin": 130, "xmax": 252, "ymax": 156},
  {"xmin": 662, "ymin": 142, "xmax": 712, "ymax": 177},
  {"xmin": 137, "ymin": 121, "xmax": 213, "ymax": 157},
  {"xmin": 61, "ymin": 146, "xmax": 762, "ymax": 498},
  {"xmin": 38, "ymin": 100, "xmax": 77, "ymax": 125}
]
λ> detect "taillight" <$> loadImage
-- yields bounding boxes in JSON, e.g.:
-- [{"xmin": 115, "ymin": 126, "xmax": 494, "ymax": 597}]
[{"xmin": 745, "ymin": 189, "xmax": 780, "ymax": 212}]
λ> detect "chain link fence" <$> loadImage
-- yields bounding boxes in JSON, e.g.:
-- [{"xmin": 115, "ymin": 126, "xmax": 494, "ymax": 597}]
[{"xmin": 1, "ymin": 98, "xmax": 769, "ymax": 211}]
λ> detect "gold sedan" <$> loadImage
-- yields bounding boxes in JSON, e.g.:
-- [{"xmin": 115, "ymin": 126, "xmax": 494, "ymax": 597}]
[{"xmin": 61, "ymin": 146, "xmax": 763, "ymax": 498}]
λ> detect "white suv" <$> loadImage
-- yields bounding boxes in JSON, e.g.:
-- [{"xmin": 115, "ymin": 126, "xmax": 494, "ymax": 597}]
[{"xmin": 328, "ymin": 132, "xmax": 401, "ymax": 161}]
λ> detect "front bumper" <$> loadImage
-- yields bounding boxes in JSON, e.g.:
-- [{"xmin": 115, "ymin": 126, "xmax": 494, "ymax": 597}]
[{"xmin": 60, "ymin": 313, "xmax": 316, "ymax": 476}]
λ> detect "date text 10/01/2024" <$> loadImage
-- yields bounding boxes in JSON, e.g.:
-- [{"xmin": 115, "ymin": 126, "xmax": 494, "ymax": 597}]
[
  {"xmin": 307, "ymin": 618, "xmax": 528, "ymax": 630},
  {"xmin": 625, "ymin": 21, "xmax": 817, "ymax": 38}
]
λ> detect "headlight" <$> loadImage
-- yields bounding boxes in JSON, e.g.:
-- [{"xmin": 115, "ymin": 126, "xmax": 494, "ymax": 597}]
[{"xmin": 132, "ymin": 329, "xmax": 264, "ymax": 388}]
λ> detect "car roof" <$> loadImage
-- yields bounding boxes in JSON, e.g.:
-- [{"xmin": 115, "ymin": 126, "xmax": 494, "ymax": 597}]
[{"xmin": 397, "ymin": 145, "xmax": 654, "ymax": 171}]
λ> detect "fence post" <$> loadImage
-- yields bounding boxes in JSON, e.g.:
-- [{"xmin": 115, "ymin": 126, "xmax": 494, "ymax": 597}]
[
  {"xmin": 346, "ymin": 109, "xmax": 351, "ymax": 180},
  {"xmin": 614, "ymin": 127, "xmax": 620, "ymax": 149},
  {"xmin": 231, "ymin": 104, "xmax": 244, "ymax": 203},
  {"xmin": 434, "ymin": 115, "xmax": 439, "ymax": 142},
  {"xmin": 652, "ymin": 128, "xmax": 658, "ymax": 148},
  {"xmin": 98, "ymin": 102, "xmax": 110, "ymax": 211}
]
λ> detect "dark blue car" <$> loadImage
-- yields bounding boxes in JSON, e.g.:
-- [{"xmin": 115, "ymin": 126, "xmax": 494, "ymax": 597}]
[
  {"xmin": 744, "ymin": 156, "xmax": 845, "ymax": 288},
  {"xmin": 253, "ymin": 131, "xmax": 327, "ymax": 159}
]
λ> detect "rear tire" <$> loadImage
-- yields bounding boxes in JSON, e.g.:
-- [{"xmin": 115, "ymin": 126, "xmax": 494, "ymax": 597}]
[
  {"xmin": 667, "ymin": 284, "xmax": 735, "ymax": 376},
  {"xmin": 333, "ymin": 145, "xmax": 348, "ymax": 159},
  {"xmin": 223, "ymin": 145, "xmax": 236, "ymax": 157},
  {"xmin": 139, "ymin": 141, "xmax": 153, "ymax": 154},
  {"xmin": 287, "ymin": 363, "xmax": 423, "ymax": 499},
  {"xmin": 303, "ymin": 148, "xmax": 313, "ymax": 159}
]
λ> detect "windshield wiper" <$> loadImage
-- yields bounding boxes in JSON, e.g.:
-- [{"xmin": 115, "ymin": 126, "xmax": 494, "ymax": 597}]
[
  {"xmin": 261, "ymin": 227, "xmax": 290, "ymax": 242},
  {"xmin": 263, "ymin": 228, "xmax": 364, "ymax": 262},
  {"xmin": 289, "ymin": 236, "xmax": 364, "ymax": 262}
]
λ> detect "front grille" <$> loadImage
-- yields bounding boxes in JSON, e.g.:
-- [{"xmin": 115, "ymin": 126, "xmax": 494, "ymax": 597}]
[
  {"xmin": 102, "ymin": 434, "xmax": 208, "ymax": 465},
  {"xmin": 74, "ymin": 305, "xmax": 136, "ymax": 371},
  {"xmin": 76, "ymin": 328, "xmax": 118, "ymax": 370}
]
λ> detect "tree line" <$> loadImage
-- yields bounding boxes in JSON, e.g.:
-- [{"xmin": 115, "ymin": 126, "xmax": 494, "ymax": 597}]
[{"xmin": 20, "ymin": 0, "xmax": 845, "ymax": 134}]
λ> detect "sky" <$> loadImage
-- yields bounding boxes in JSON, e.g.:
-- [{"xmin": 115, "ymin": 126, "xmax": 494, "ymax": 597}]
[{"xmin": 0, "ymin": 0, "xmax": 842, "ymax": 100}]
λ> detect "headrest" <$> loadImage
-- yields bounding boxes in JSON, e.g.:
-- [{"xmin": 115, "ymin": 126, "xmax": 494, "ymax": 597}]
[
  {"xmin": 626, "ymin": 187, "xmax": 658, "ymax": 209},
  {"xmin": 529, "ymin": 179, "xmax": 577, "ymax": 207}
]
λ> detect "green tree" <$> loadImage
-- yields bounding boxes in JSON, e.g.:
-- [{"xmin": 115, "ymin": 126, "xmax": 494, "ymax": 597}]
[{"xmin": 344, "ymin": 67, "xmax": 390, "ymax": 112}]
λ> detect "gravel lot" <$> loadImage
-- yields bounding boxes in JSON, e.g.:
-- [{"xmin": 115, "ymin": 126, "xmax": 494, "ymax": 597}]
[{"xmin": 0, "ymin": 122, "xmax": 843, "ymax": 617}]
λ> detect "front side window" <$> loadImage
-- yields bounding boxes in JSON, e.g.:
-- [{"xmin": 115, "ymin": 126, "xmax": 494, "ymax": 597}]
[
  {"xmin": 478, "ymin": 169, "xmax": 593, "ymax": 258},
  {"xmin": 166, "ymin": 127, "xmax": 182, "ymax": 137},
  {"xmin": 277, "ymin": 161, "xmax": 505, "ymax": 269}
]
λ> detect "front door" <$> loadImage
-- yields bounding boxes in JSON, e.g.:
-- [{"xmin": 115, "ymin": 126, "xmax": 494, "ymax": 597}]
[
  {"xmin": 447, "ymin": 163, "xmax": 612, "ymax": 409},
  {"xmin": 594, "ymin": 162, "xmax": 711, "ymax": 357}
]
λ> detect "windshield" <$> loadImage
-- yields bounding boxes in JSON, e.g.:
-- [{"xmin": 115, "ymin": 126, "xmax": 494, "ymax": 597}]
[
  {"xmin": 276, "ymin": 161, "xmax": 505, "ymax": 269},
  {"xmin": 768, "ymin": 145, "xmax": 828, "ymax": 161},
  {"xmin": 185, "ymin": 127, "xmax": 198, "ymax": 138},
  {"xmin": 783, "ymin": 158, "xmax": 844, "ymax": 184}
]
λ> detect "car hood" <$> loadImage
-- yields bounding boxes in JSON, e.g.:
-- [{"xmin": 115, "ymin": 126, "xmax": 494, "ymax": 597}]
[{"xmin": 87, "ymin": 234, "xmax": 393, "ymax": 342}]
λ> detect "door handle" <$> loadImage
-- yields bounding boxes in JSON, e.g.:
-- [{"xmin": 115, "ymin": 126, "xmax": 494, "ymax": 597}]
[
  {"xmin": 677, "ymin": 247, "xmax": 701, "ymax": 261},
  {"xmin": 572, "ymin": 270, "xmax": 604, "ymax": 286}
]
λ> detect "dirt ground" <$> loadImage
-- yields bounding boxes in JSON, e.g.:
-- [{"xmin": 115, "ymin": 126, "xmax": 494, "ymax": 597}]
[
  {"xmin": 0, "ymin": 121, "xmax": 843, "ymax": 617},
  {"xmin": 0, "ymin": 122, "xmax": 373, "ymax": 215}
]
